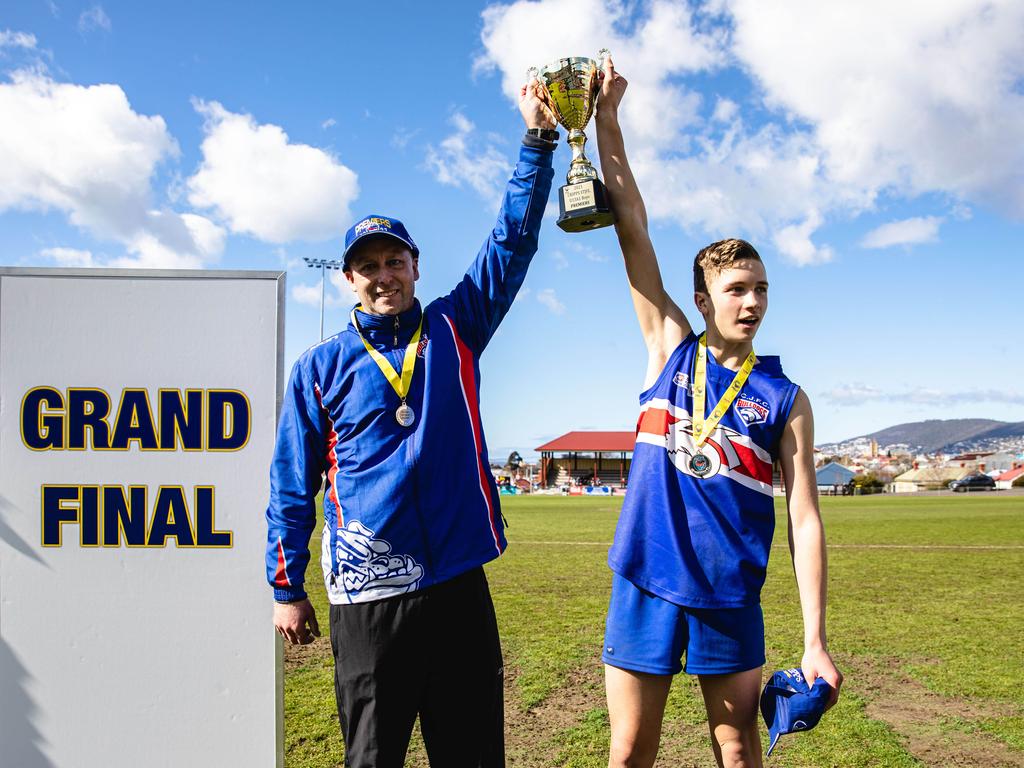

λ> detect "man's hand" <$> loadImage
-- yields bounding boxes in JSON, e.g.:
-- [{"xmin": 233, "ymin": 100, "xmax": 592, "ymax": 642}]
[
  {"xmin": 273, "ymin": 598, "xmax": 321, "ymax": 645},
  {"xmin": 801, "ymin": 646, "xmax": 844, "ymax": 710},
  {"xmin": 596, "ymin": 54, "xmax": 627, "ymax": 123},
  {"xmin": 519, "ymin": 78, "xmax": 557, "ymax": 131}
]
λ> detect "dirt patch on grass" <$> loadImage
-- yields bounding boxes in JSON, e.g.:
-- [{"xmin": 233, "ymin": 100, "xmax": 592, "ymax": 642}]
[
  {"xmin": 502, "ymin": 653, "xmax": 714, "ymax": 768},
  {"xmin": 283, "ymin": 634, "xmax": 332, "ymax": 672},
  {"xmin": 503, "ymin": 656, "xmax": 606, "ymax": 767},
  {"xmin": 849, "ymin": 655, "xmax": 1024, "ymax": 767}
]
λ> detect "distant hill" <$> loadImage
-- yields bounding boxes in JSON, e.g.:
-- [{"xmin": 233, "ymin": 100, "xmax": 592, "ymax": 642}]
[
  {"xmin": 821, "ymin": 419, "xmax": 1024, "ymax": 454},
  {"xmin": 864, "ymin": 419, "xmax": 1005, "ymax": 452}
]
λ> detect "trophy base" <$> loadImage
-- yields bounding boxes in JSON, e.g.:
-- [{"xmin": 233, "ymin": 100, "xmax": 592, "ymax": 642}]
[{"xmin": 557, "ymin": 179, "xmax": 615, "ymax": 233}]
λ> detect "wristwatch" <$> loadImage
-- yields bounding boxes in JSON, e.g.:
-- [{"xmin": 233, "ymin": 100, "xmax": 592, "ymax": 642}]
[{"xmin": 526, "ymin": 127, "xmax": 560, "ymax": 142}]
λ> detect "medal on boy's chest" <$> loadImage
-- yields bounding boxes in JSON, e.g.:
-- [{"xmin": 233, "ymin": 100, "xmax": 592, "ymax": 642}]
[
  {"xmin": 351, "ymin": 309, "xmax": 423, "ymax": 428},
  {"xmin": 688, "ymin": 333, "xmax": 756, "ymax": 479},
  {"xmin": 688, "ymin": 452, "xmax": 713, "ymax": 477}
]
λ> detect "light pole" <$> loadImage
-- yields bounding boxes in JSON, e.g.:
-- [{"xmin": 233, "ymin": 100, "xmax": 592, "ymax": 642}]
[{"xmin": 303, "ymin": 256, "xmax": 345, "ymax": 341}]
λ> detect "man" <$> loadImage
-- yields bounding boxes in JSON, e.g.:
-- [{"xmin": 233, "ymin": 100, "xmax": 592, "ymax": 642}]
[
  {"xmin": 266, "ymin": 81, "xmax": 557, "ymax": 767},
  {"xmin": 594, "ymin": 57, "xmax": 843, "ymax": 767}
]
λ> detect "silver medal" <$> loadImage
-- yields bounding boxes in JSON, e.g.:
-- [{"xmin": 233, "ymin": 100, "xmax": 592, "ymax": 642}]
[{"xmin": 395, "ymin": 403, "xmax": 415, "ymax": 427}]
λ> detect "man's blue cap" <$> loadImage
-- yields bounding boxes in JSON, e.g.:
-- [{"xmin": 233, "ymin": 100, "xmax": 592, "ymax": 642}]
[
  {"xmin": 760, "ymin": 668, "xmax": 832, "ymax": 756},
  {"xmin": 342, "ymin": 214, "xmax": 419, "ymax": 267}
]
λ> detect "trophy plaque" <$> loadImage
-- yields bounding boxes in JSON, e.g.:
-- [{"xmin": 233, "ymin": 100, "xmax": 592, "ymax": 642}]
[{"xmin": 530, "ymin": 49, "xmax": 615, "ymax": 233}]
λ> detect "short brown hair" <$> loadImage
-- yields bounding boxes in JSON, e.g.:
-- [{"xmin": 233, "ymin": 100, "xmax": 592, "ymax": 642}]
[{"xmin": 693, "ymin": 238, "xmax": 762, "ymax": 293}]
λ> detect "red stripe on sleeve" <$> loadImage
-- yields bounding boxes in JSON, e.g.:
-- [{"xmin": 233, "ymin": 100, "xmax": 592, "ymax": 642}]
[
  {"xmin": 443, "ymin": 315, "xmax": 502, "ymax": 554},
  {"xmin": 274, "ymin": 537, "xmax": 291, "ymax": 586}
]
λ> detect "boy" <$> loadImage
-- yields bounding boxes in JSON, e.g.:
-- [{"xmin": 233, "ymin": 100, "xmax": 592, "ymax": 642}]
[{"xmin": 594, "ymin": 57, "xmax": 843, "ymax": 768}]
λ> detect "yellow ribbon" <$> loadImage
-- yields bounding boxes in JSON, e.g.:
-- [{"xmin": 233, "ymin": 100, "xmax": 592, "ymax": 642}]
[
  {"xmin": 692, "ymin": 332, "xmax": 757, "ymax": 447},
  {"xmin": 350, "ymin": 308, "xmax": 423, "ymax": 405}
]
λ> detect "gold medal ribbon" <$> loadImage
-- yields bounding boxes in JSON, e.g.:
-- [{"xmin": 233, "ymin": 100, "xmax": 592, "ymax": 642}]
[
  {"xmin": 350, "ymin": 308, "xmax": 423, "ymax": 406},
  {"xmin": 692, "ymin": 332, "xmax": 757, "ymax": 447}
]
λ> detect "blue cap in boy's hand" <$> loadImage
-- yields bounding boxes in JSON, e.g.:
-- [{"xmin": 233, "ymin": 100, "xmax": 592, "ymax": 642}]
[{"xmin": 760, "ymin": 668, "xmax": 833, "ymax": 756}]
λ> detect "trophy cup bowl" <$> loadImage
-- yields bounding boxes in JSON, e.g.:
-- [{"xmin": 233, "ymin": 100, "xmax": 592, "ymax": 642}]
[{"xmin": 533, "ymin": 51, "xmax": 615, "ymax": 233}]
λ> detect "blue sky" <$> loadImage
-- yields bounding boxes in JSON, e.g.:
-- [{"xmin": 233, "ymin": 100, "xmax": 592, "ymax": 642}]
[{"xmin": 2, "ymin": 0, "xmax": 1022, "ymax": 459}]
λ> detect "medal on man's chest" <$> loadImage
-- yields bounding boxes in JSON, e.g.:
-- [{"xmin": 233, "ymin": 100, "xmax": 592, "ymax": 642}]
[
  {"xmin": 351, "ymin": 308, "xmax": 423, "ymax": 429},
  {"xmin": 395, "ymin": 403, "xmax": 415, "ymax": 427}
]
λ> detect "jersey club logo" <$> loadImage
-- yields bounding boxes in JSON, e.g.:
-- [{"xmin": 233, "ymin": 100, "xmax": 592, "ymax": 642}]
[{"xmin": 735, "ymin": 393, "xmax": 770, "ymax": 426}]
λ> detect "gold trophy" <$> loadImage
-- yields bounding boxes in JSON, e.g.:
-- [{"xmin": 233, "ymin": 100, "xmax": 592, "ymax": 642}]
[{"xmin": 529, "ymin": 49, "xmax": 615, "ymax": 233}]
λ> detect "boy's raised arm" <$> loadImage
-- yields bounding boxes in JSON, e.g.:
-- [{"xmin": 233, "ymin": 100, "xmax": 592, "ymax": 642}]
[{"xmin": 595, "ymin": 56, "xmax": 690, "ymax": 384}]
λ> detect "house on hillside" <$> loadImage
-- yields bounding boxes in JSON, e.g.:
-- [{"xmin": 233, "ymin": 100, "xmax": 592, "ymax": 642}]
[
  {"xmin": 891, "ymin": 466, "xmax": 968, "ymax": 493},
  {"xmin": 816, "ymin": 462, "xmax": 855, "ymax": 495},
  {"xmin": 995, "ymin": 465, "xmax": 1024, "ymax": 490}
]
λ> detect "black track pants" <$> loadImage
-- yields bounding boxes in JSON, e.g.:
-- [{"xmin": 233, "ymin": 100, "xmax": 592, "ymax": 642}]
[{"xmin": 330, "ymin": 567, "xmax": 504, "ymax": 768}]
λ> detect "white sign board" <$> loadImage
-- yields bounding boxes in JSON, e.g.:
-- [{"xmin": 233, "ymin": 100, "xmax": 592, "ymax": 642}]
[{"xmin": 0, "ymin": 268, "xmax": 285, "ymax": 767}]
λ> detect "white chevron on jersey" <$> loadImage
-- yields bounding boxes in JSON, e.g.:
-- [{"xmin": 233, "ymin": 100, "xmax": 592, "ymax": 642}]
[{"xmin": 636, "ymin": 397, "xmax": 774, "ymax": 496}]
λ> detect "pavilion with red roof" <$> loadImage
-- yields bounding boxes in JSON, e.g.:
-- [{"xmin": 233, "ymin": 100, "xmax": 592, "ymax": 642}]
[{"xmin": 535, "ymin": 431, "xmax": 635, "ymax": 488}]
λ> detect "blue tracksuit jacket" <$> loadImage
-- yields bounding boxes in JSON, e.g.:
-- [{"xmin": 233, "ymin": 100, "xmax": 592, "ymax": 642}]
[{"xmin": 266, "ymin": 143, "xmax": 554, "ymax": 604}]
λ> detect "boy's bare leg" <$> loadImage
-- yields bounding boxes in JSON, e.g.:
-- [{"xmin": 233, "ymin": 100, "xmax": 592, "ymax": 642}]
[
  {"xmin": 605, "ymin": 665, "xmax": 672, "ymax": 768},
  {"xmin": 698, "ymin": 668, "xmax": 764, "ymax": 768}
]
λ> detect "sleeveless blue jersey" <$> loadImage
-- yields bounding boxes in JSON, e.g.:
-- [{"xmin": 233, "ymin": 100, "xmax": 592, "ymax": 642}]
[{"xmin": 608, "ymin": 332, "xmax": 800, "ymax": 608}]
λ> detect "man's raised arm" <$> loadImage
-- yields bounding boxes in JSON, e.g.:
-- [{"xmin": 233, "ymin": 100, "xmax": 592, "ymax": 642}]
[
  {"xmin": 445, "ymin": 79, "xmax": 557, "ymax": 354},
  {"xmin": 595, "ymin": 57, "xmax": 690, "ymax": 386}
]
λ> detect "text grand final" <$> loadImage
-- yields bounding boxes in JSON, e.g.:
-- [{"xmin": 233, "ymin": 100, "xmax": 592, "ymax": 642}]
[{"xmin": 21, "ymin": 387, "xmax": 249, "ymax": 548}]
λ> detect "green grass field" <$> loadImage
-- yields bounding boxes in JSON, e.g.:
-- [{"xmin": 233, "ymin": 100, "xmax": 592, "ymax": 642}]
[{"xmin": 284, "ymin": 494, "xmax": 1024, "ymax": 767}]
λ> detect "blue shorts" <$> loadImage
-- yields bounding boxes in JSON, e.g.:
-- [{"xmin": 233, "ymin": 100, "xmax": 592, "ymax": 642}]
[{"xmin": 603, "ymin": 573, "xmax": 765, "ymax": 676}]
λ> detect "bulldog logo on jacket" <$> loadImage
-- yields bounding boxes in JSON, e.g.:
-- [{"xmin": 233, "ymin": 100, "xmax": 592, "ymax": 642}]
[{"xmin": 328, "ymin": 520, "xmax": 424, "ymax": 604}]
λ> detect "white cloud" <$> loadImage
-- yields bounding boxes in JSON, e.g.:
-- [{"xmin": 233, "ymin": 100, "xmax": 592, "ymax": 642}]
[
  {"xmin": 823, "ymin": 383, "xmax": 885, "ymax": 405},
  {"xmin": 861, "ymin": 216, "xmax": 942, "ymax": 249},
  {"xmin": 572, "ymin": 241, "xmax": 608, "ymax": 263},
  {"xmin": 111, "ymin": 210, "xmax": 225, "ymax": 268},
  {"xmin": 549, "ymin": 249, "xmax": 569, "ymax": 270},
  {"xmin": 321, "ymin": 118, "xmax": 336, "ymax": 130},
  {"xmin": 479, "ymin": 0, "xmax": 720, "ymax": 151},
  {"xmin": 772, "ymin": 211, "xmax": 834, "ymax": 265},
  {"xmin": 0, "ymin": 30, "xmax": 37, "ymax": 50},
  {"xmin": 0, "ymin": 70, "xmax": 175, "ymax": 233},
  {"xmin": 712, "ymin": 98, "xmax": 737, "ymax": 124},
  {"xmin": 536, "ymin": 287, "xmax": 566, "ymax": 314},
  {"xmin": 424, "ymin": 112, "xmax": 510, "ymax": 200},
  {"xmin": 0, "ymin": 70, "xmax": 221, "ymax": 268},
  {"xmin": 187, "ymin": 100, "xmax": 359, "ymax": 243},
  {"xmin": 824, "ymin": 383, "xmax": 1024, "ymax": 407},
  {"xmin": 725, "ymin": 0, "xmax": 1024, "ymax": 216},
  {"xmin": 477, "ymin": 0, "xmax": 1024, "ymax": 265},
  {"xmin": 78, "ymin": 6, "xmax": 111, "ymax": 34},
  {"xmin": 292, "ymin": 283, "xmax": 322, "ymax": 307},
  {"xmin": 476, "ymin": 0, "xmax": 720, "ymax": 149},
  {"xmin": 40, "ymin": 246, "xmax": 95, "ymax": 267},
  {"xmin": 392, "ymin": 127, "xmax": 419, "ymax": 150}
]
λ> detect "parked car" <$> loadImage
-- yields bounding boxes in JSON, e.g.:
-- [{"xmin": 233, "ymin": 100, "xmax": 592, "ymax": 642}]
[{"xmin": 948, "ymin": 473, "xmax": 996, "ymax": 492}]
